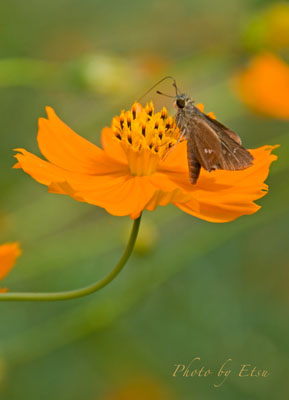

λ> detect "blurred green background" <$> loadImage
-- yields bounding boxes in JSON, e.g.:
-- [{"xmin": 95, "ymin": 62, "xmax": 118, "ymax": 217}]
[{"xmin": 0, "ymin": 0, "xmax": 288, "ymax": 399}]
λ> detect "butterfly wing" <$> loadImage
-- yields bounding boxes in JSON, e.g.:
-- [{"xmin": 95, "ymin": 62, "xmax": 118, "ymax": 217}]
[
  {"xmin": 203, "ymin": 114, "xmax": 242, "ymax": 145},
  {"xmin": 189, "ymin": 117, "xmax": 223, "ymax": 171},
  {"xmin": 217, "ymin": 130, "xmax": 254, "ymax": 170},
  {"xmin": 190, "ymin": 114, "xmax": 254, "ymax": 172}
]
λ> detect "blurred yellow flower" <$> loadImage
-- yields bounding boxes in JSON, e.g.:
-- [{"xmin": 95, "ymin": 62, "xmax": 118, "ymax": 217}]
[
  {"xmin": 244, "ymin": 3, "xmax": 289, "ymax": 51},
  {"xmin": 74, "ymin": 53, "xmax": 166, "ymax": 95},
  {"xmin": 79, "ymin": 53, "xmax": 135, "ymax": 94},
  {"xmin": 0, "ymin": 242, "xmax": 21, "ymax": 292},
  {"xmin": 234, "ymin": 52, "xmax": 289, "ymax": 119}
]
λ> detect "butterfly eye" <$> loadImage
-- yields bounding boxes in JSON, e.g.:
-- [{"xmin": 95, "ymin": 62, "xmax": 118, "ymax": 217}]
[{"xmin": 176, "ymin": 98, "xmax": 186, "ymax": 108}]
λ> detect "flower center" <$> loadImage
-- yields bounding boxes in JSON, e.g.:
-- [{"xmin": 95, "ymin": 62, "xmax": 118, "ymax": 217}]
[{"xmin": 111, "ymin": 102, "xmax": 180, "ymax": 176}]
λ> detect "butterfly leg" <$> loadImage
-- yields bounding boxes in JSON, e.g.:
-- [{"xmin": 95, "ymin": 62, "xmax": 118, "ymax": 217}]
[{"xmin": 163, "ymin": 130, "xmax": 187, "ymax": 160}]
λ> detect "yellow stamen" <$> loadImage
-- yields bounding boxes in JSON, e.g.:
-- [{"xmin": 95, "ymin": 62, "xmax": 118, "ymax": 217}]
[{"xmin": 111, "ymin": 102, "xmax": 180, "ymax": 176}]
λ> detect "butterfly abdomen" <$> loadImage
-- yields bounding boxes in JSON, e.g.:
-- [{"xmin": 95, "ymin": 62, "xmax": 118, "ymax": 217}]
[{"xmin": 186, "ymin": 137, "xmax": 201, "ymax": 184}]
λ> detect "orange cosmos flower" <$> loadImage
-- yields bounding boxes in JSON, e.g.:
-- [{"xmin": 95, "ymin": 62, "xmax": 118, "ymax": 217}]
[
  {"xmin": 234, "ymin": 52, "xmax": 289, "ymax": 119},
  {"xmin": 0, "ymin": 242, "xmax": 21, "ymax": 292},
  {"xmin": 14, "ymin": 103, "xmax": 277, "ymax": 222}
]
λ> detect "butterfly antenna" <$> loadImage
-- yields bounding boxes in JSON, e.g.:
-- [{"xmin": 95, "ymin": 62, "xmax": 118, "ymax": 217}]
[
  {"xmin": 137, "ymin": 76, "xmax": 177, "ymax": 102},
  {"xmin": 172, "ymin": 80, "xmax": 179, "ymax": 96},
  {"xmin": 156, "ymin": 90, "xmax": 175, "ymax": 98}
]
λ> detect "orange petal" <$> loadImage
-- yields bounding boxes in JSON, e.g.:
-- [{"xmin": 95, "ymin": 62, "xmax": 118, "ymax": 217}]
[
  {"xmin": 48, "ymin": 181, "xmax": 85, "ymax": 202},
  {"xmin": 159, "ymin": 140, "xmax": 188, "ymax": 172},
  {"xmin": 196, "ymin": 103, "xmax": 204, "ymax": 112},
  {"xmin": 202, "ymin": 145, "xmax": 278, "ymax": 187},
  {"xmin": 14, "ymin": 149, "xmax": 79, "ymax": 186},
  {"xmin": 63, "ymin": 171, "xmax": 191, "ymax": 218},
  {"xmin": 172, "ymin": 145, "xmax": 278, "ymax": 222},
  {"xmin": 207, "ymin": 112, "xmax": 216, "ymax": 119},
  {"xmin": 37, "ymin": 107, "xmax": 110, "ymax": 173},
  {"xmin": 196, "ymin": 104, "xmax": 216, "ymax": 119},
  {"xmin": 145, "ymin": 188, "xmax": 192, "ymax": 212},
  {"xmin": 14, "ymin": 148, "xmax": 133, "ymax": 214},
  {"xmin": 101, "ymin": 127, "xmax": 127, "ymax": 164},
  {"xmin": 61, "ymin": 145, "xmax": 277, "ymax": 221},
  {"xmin": 14, "ymin": 146, "xmax": 127, "ymax": 188},
  {"xmin": 74, "ymin": 175, "xmax": 157, "ymax": 219},
  {"xmin": 0, "ymin": 242, "xmax": 21, "ymax": 291},
  {"xmin": 175, "ymin": 200, "xmax": 261, "ymax": 222},
  {"xmin": 49, "ymin": 168, "xmax": 189, "ymax": 219}
]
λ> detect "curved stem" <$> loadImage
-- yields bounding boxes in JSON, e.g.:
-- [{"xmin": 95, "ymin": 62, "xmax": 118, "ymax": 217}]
[{"xmin": 0, "ymin": 215, "xmax": 142, "ymax": 302}]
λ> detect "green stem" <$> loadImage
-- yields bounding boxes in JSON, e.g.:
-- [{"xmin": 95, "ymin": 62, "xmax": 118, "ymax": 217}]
[{"xmin": 0, "ymin": 215, "xmax": 142, "ymax": 302}]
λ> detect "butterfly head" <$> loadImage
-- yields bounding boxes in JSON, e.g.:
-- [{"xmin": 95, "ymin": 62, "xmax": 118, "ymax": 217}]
[
  {"xmin": 151, "ymin": 77, "xmax": 194, "ymax": 110},
  {"xmin": 175, "ymin": 94, "xmax": 193, "ymax": 110}
]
